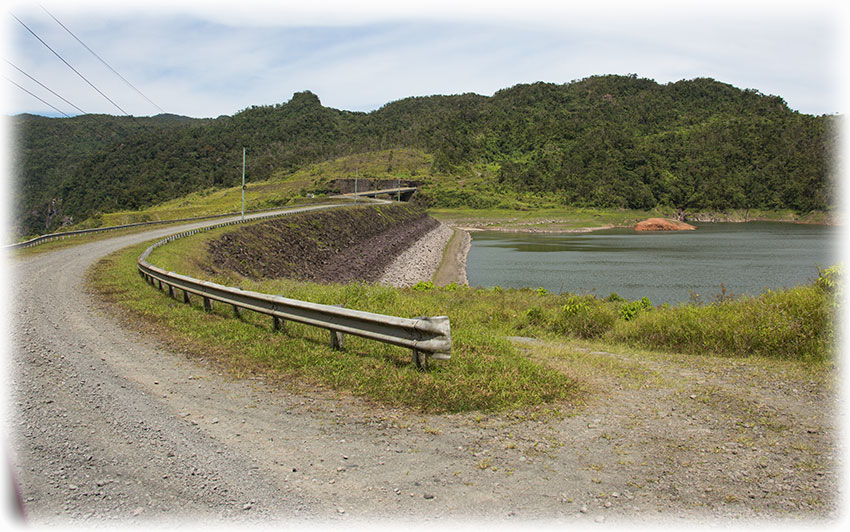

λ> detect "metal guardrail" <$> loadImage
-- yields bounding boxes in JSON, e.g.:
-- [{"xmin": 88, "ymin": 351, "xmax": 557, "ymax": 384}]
[
  {"xmin": 136, "ymin": 205, "xmax": 451, "ymax": 369},
  {"xmin": 5, "ymin": 203, "xmax": 325, "ymax": 250}
]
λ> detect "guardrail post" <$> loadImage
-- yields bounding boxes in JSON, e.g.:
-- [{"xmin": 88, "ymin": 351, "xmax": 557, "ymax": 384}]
[
  {"xmin": 273, "ymin": 316, "xmax": 285, "ymax": 333},
  {"xmin": 329, "ymin": 304, "xmax": 345, "ymax": 349},
  {"xmin": 233, "ymin": 305, "xmax": 242, "ymax": 318},
  {"xmin": 203, "ymin": 297, "xmax": 213, "ymax": 312},
  {"xmin": 413, "ymin": 349, "xmax": 428, "ymax": 370},
  {"xmin": 183, "ymin": 290, "xmax": 191, "ymax": 304},
  {"xmin": 330, "ymin": 329, "xmax": 345, "ymax": 350}
]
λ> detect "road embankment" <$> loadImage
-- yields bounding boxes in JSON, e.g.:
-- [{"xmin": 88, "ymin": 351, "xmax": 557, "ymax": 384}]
[{"xmin": 204, "ymin": 204, "xmax": 438, "ymax": 284}]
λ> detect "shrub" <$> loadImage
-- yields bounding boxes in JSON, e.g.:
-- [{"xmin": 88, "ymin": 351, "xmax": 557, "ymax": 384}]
[
  {"xmin": 553, "ymin": 296, "xmax": 617, "ymax": 339},
  {"xmin": 413, "ymin": 280, "xmax": 434, "ymax": 291},
  {"xmin": 618, "ymin": 297, "xmax": 653, "ymax": 321},
  {"xmin": 613, "ymin": 284, "xmax": 833, "ymax": 362},
  {"xmin": 815, "ymin": 265, "xmax": 840, "ymax": 294},
  {"xmin": 525, "ymin": 306, "xmax": 548, "ymax": 326}
]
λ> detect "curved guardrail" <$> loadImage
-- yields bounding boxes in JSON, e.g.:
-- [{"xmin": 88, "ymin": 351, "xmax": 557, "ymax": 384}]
[{"xmin": 136, "ymin": 205, "xmax": 451, "ymax": 369}]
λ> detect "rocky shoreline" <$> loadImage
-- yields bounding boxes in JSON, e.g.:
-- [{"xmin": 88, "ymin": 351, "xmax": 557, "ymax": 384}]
[{"xmin": 377, "ymin": 222, "xmax": 470, "ymax": 287}]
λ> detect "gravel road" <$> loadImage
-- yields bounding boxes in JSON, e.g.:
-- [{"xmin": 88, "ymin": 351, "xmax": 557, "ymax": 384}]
[{"xmin": 5, "ymin": 209, "xmax": 843, "ymax": 528}]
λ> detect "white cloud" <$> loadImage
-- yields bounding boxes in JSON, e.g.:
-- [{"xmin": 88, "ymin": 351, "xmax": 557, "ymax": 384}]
[{"xmin": 3, "ymin": 0, "xmax": 845, "ymax": 117}]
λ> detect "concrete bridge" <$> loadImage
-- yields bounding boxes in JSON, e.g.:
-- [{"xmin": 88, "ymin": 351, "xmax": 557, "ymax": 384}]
[{"xmin": 337, "ymin": 186, "xmax": 418, "ymax": 202}]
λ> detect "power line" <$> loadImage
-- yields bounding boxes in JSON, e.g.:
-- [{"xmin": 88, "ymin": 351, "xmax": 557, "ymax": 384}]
[
  {"xmin": 5, "ymin": 59, "xmax": 86, "ymax": 115},
  {"xmin": 40, "ymin": 4, "xmax": 166, "ymax": 114},
  {"xmin": 11, "ymin": 12, "xmax": 132, "ymax": 116},
  {"xmin": 4, "ymin": 76, "xmax": 71, "ymax": 117}
]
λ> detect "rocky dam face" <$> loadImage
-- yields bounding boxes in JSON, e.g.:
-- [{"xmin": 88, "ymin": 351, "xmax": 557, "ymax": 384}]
[{"xmin": 203, "ymin": 204, "xmax": 439, "ymax": 283}]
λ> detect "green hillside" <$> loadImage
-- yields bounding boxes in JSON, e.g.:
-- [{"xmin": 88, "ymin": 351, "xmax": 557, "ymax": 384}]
[{"xmin": 10, "ymin": 75, "xmax": 841, "ymax": 238}]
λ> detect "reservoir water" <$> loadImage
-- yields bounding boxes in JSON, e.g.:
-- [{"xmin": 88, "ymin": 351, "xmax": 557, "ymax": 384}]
[{"xmin": 465, "ymin": 222, "xmax": 839, "ymax": 305}]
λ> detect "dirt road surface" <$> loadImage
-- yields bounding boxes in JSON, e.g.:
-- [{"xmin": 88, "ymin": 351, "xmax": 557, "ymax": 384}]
[{"xmin": 5, "ymin": 209, "xmax": 844, "ymax": 529}]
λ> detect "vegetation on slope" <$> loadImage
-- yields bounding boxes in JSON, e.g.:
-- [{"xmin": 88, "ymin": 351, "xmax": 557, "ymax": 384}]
[
  {"xmin": 14, "ymin": 75, "xmax": 841, "ymax": 238},
  {"xmin": 9, "ymin": 112, "xmax": 202, "ymax": 236}
]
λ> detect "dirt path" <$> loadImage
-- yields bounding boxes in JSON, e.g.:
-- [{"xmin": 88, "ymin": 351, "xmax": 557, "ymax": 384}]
[
  {"xmin": 6, "ymin": 210, "xmax": 842, "ymax": 527},
  {"xmin": 432, "ymin": 227, "xmax": 470, "ymax": 287}
]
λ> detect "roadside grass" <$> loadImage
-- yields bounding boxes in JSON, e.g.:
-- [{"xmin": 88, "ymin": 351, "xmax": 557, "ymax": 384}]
[
  {"xmin": 87, "ymin": 208, "xmax": 836, "ymax": 413},
  {"xmin": 505, "ymin": 271, "xmax": 837, "ymax": 366},
  {"xmin": 65, "ymin": 148, "xmax": 430, "ymax": 232},
  {"xmin": 73, "ymin": 175, "xmax": 320, "ymax": 229},
  {"xmin": 610, "ymin": 285, "xmax": 835, "ymax": 362},
  {"xmin": 90, "ymin": 234, "xmax": 585, "ymax": 414},
  {"xmin": 516, "ymin": 340, "xmax": 666, "ymax": 392}
]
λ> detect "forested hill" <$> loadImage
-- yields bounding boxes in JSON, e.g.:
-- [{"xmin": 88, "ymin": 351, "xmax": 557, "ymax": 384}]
[{"xmin": 10, "ymin": 75, "xmax": 840, "ymax": 238}]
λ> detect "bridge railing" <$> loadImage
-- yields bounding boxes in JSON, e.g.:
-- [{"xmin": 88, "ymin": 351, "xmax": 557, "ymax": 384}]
[{"xmin": 136, "ymin": 205, "xmax": 451, "ymax": 369}]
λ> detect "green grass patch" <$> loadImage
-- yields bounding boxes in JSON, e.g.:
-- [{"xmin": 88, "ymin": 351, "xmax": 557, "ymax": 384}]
[
  {"xmin": 611, "ymin": 283, "xmax": 836, "ymax": 362},
  {"xmin": 72, "ymin": 174, "xmax": 325, "ymax": 229},
  {"xmin": 90, "ymin": 231, "xmax": 584, "ymax": 414},
  {"xmin": 510, "ymin": 272, "xmax": 838, "ymax": 365},
  {"xmin": 148, "ymin": 220, "xmax": 838, "ymax": 367},
  {"xmin": 87, "ymin": 207, "xmax": 835, "ymax": 415},
  {"xmin": 282, "ymin": 148, "xmax": 435, "ymax": 189}
]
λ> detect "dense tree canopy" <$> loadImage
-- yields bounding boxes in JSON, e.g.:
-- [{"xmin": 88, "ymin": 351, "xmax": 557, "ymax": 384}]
[{"xmin": 10, "ymin": 75, "xmax": 840, "ymax": 237}]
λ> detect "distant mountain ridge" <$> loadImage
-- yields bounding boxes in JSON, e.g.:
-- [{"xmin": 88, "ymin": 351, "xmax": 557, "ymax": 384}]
[{"xmin": 9, "ymin": 74, "xmax": 840, "ymax": 237}]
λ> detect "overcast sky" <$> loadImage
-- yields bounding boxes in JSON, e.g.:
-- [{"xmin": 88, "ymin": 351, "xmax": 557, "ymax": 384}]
[{"xmin": 1, "ymin": 0, "xmax": 847, "ymax": 118}]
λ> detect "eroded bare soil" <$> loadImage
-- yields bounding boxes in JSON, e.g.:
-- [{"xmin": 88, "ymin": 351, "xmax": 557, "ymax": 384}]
[{"xmin": 205, "ymin": 204, "xmax": 438, "ymax": 283}]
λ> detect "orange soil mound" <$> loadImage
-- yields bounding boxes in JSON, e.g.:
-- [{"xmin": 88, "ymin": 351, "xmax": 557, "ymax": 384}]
[{"xmin": 634, "ymin": 218, "xmax": 697, "ymax": 231}]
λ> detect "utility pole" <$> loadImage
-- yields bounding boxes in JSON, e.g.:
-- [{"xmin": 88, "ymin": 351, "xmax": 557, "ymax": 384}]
[
  {"xmin": 354, "ymin": 167, "xmax": 358, "ymax": 205},
  {"xmin": 241, "ymin": 147, "xmax": 246, "ymax": 220}
]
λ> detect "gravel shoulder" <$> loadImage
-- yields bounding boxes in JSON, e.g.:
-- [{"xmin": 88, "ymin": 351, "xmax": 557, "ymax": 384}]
[{"xmin": 6, "ymin": 209, "xmax": 843, "ymax": 528}]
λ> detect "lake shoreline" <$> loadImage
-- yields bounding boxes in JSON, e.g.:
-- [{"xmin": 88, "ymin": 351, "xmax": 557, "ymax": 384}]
[
  {"xmin": 430, "ymin": 206, "xmax": 838, "ymax": 235},
  {"xmin": 428, "ymin": 210, "xmax": 837, "ymax": 298},
  {"xmin": 457, "ymin": 220, "xmax": 835, "ymax": 304},
  {"xmin": 452, "ymin": 217, "xmax": 837, "ymax": 235}
]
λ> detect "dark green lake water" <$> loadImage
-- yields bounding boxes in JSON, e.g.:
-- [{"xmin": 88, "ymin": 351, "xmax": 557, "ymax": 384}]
[{"xmin": 466, "ymin": 222, "xmax": 839, "ymax": 305}]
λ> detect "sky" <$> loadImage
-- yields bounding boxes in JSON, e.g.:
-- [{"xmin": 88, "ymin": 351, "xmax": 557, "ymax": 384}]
[{"xmin": 1, "ymin": 0, "xmax": 847, "ymax": 118}]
